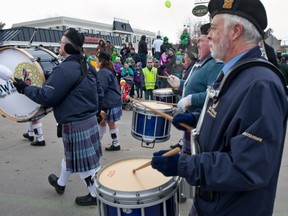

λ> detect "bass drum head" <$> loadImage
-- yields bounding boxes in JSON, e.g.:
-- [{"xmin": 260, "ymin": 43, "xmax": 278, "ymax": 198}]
[{"xmin": 0, "ymin": 47, "xmax": 46, "ymax": 122}]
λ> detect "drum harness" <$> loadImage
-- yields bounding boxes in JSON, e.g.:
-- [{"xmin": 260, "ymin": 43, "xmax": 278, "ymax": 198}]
[{"xmin": 191, "ymin": 58, "xmax": 288, "ymax": 202}]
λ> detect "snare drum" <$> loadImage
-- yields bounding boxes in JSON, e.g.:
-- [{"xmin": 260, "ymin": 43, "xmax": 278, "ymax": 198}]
[
  {"xmin": 131, "ymin": 101, "xmax": 173, "ymax": 144},
  {"xmin": 0, "ymin": 46, "xmax": 58, "ymax": 122},
  {"xmin": 153, "ymin": 88, "xmax": 176, "ymax": 104},
  {"xmin": 95, "ymin": 158, "xmax": 180, "ymax": 216}
]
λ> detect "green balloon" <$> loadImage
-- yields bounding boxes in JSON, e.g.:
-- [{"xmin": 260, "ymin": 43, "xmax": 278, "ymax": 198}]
[{"xmin": 165, "ymin": 0, "xmax": 171, "ymax": 8}]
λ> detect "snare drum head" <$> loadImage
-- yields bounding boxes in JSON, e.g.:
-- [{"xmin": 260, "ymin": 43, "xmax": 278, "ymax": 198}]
[
  {"xmin": 133, "ymin": 101, "xmax": 172, "ymax": 112},
  {"xmin": 0, "ymin": 47, "xmax": 46, "ymax": 121},
  {"xmin": 98, "ymin": 158, "xmax": 172, "ymax": 192}
]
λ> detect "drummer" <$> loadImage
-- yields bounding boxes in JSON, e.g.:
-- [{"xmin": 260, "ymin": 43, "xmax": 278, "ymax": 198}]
[
  {"xmin": 152, "ymin": 0, "xmax": 288, "ymax": 215},
  {"xmin": 13, "ymin": 28, "xmax": 103, "ymax": 206},
  {"xmin": 168, "ymin": 23, "xmax": 224, "ymax": 150}
]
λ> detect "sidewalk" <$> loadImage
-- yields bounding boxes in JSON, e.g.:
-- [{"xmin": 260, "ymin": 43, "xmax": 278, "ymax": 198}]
[{"xmin": 0, "ymin": 108, "xmax": 287, "ymax": 216}]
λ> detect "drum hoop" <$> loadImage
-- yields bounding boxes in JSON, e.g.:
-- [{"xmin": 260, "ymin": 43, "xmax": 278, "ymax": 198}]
[
  {"xmin": 96, "ymin": 180, "xmax": 179, "ymax": 209},
  {"xmin": 0, "ymin": 47, "xmax": 46, "ymax": 121},
  {"xmin": 132, "ymin": 102, "xmax": 173, "ymax": 113},
  {"xmin": 153, "ymin": 88, "xmax": 173, "ymax": 95}
]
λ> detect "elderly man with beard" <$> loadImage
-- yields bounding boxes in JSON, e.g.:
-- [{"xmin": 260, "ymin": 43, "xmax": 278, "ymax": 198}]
[{"xmin": 151, "ymin": 0, "xmax": 288, "ymax": 215}]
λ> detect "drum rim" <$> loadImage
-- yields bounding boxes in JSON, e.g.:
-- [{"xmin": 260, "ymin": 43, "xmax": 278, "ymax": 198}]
[
  {"xmin": 153, "ymin": 88, "xmax": 174, "ymax": 96},
  {"xmin": 95, "ymin": 157, "xmax": 180, "ymax": 208},
  {"xmin": 132, "ymin": 101, "xmax": 173, "ymax": 112},
  {"xmin": 96, "ymin": 181, "xmax": 179, "ymax": 209}
]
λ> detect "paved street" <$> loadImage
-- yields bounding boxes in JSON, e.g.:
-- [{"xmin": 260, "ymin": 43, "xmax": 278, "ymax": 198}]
[{"xmin": 0, "ymin": 108, "xmax": 287, "ymax": 216}]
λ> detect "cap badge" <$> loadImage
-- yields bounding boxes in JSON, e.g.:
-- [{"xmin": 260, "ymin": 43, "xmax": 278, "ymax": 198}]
[{"xmin": 222, "ymin": 0, "xmax": 234, "ymax": 9}]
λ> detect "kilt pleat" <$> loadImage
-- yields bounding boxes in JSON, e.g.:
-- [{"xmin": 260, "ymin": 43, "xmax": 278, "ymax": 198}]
[
  {"xmin": 105, "ymin": 106, "xmax": 122, "ymax": 122},
  {"xmin": 62, "ymin": 115, "xmax": 102, "ymax": 173}
]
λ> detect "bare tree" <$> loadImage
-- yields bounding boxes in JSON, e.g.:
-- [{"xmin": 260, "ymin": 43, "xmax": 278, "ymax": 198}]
[{"xmin": 0, "ymin": 22, "xmax": 6, "ymax": 30}]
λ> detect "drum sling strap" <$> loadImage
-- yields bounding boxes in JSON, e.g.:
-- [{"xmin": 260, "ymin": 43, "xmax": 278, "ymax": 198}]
[{"xmin": 217, "ymin": 58, "xmax": 288, "ymax": 99}]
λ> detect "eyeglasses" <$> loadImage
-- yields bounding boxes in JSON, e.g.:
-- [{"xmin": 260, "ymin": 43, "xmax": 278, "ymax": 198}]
[{"xmin": 147, "ymin": 62, "xmax": 153, "ymax": 63}]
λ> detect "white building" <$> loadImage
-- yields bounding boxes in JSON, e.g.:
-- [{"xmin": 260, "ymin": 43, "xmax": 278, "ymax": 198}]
[{"xmin": 11, "ymin": 16, "xmax": 156, "ymax": 51}]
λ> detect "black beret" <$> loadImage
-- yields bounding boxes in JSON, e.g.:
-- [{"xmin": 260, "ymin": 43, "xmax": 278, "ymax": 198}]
[
  {"xmin": 200, "ymin": 23, "xmax": 211, "ymax": 35},
  {"xmin": 64, "ymin": 28, "xmax": 85, "ymax": 51},
  {"xmin": 98, "ymin": 51, "xmax": 111, "ymax": 61},
  {"xmin": 169, "ymin": 47, "xmax": 175, "ymax": 54},
  {"xmin": 186, "ymin": 51, "xmax": 197, "ymax": 61},
  {"xmin": 208, "ymin": 0, "xmax": 267, "ymax": 35}
]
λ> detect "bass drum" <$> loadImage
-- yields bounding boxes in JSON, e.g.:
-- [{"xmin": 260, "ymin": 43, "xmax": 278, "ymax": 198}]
[{"xmin": 0, "ymin": 46, "xmax": 59, "ymax": 122}]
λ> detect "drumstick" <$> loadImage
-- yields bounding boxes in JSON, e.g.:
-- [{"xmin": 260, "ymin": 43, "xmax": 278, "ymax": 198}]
[
  {"xmin": 126, "ymin": 96, "xmax": 193, "ymax": 131},
  {"xmin": 157, "ymin": 75, "xmax": 169, "ymax": 79},
  {"xmin": 132, "ymin": 147, "xmax": 181, "ymax": 173},
  {"xmin": 156, "ymin": 101, "xmax": 178, "ymax": 106}
]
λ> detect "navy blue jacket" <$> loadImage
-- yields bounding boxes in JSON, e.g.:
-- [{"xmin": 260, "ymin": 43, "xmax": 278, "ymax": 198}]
[
  {"xmin": 178, "ymin": 46, "xmax": 288, "ymax": 215},
  {"xmin": 97, "ymin": 67, "xmax": 121, "ymax": 109},
  {"xmin": 24, "ymin": 54, "xmax": 103, "ymax": 124}
]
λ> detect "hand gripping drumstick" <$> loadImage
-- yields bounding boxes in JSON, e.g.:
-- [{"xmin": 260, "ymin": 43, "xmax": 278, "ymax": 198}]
[
  {"xmin": 126, "ymin": 96, "xmax": 193, "ymax": 131},
  {"xmin": 132, "ymin": 147, "xmax": 181, "ymax": 173}
]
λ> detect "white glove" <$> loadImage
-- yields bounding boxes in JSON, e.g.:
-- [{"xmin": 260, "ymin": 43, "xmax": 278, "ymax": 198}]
[
  {"xmin": 167, "ymin": 75, "xmax": 180, "ymax": 88},
  {"xmin": 177, "ymin": 95, "xmax": 192, "ymax": 111}
]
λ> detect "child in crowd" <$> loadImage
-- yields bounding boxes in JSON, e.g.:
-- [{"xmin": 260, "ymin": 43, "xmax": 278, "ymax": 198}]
[
  {"xmin": 171, "ymin": 57, "xmax": 185, "ymax": 79},
  {"xmin": 119, "ymin": 79, "xmax": 130, "ymax": 101},
  {"xmin": 87, "ymin": 51, "xmax": 99, "ymax": 70},
  {"xmin": 113, "ymin": 56, "xmax": 123, "ymax": 83},
  {"xmin": 121, "ymin": 62, "xmax": 134, "ymax": 78},
  {"xmin": 111, "ymin": 48, "xmax": 120, "ymax": 62}
]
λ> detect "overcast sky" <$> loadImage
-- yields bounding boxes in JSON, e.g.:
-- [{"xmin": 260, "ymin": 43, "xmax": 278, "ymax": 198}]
[{"xmin": 1, "ymin": 0, "xmax": 287, "ymax": 45}]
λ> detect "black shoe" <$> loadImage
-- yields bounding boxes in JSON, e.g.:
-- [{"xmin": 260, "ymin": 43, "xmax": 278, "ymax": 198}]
[
  {"xmin": 31, "ymin": 140, "xmax": 46, "ymax": 146},
  {"xmin": 48, "ymin": 174, "xmax": 65, "ymax": 194},
  {"xmin": 75, "ymin": 194, "xmax": 97, "ymax": 206},
  {"xmin": 105, "ymin": 145, "xmax": 120, "ymax": 151},
  {"xmin": 23, "ymin": 133, "xmax": 34, "ymax": 141},
  {"xmin": 170, "ymin": 139, "xmax": 183, "ymax": 149},
  {"xmin": 170, "ymin": 143, "xmax": 182, "ymax": 149}
]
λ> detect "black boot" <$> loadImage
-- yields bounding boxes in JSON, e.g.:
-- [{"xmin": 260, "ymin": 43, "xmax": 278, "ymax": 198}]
[
  {"xmin": 48, "ymin": 174, "xmax": 65, "ymax": 194},
  {"xmin": 31, "ymin": 140, "xmax": 46, "ymax": 146},
  {"xmin": 170, "ymin": 139, "xmax": 183, "ymax": 149},
  {"xmin": 23, "ymin": 133, "xmax": 34, "ymax": 141},
  {"xmin": 105, "ymin": 145, "xmax": 120, "ymax": 151},
  {"xmin": 75, "ymin": 194, "xmax": 97, "ymax": 206}
]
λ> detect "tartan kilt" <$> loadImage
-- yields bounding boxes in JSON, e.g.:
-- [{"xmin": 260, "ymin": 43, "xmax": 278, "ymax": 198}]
[
  {"xmin": 62, "ymin": 115, "xmax": 102, "ymax": 173},
  {"xmin": 105, "ymin": 106, "xmax": 122, "ymax": 123}
]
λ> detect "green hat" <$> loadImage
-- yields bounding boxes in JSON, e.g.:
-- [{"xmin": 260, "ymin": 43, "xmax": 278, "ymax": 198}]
[
  {"xmin": 176, "ymin": 51, "xmax": 182, "ymax": 55},
  {"xmin": 163, "ymin": 36, "xmax": 169, "ymax": 41}
]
